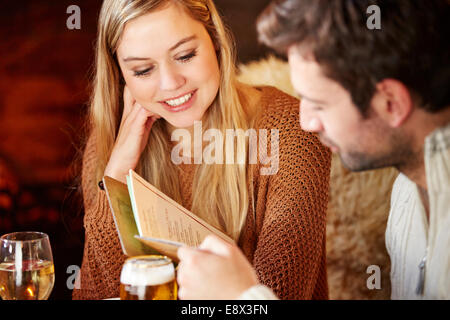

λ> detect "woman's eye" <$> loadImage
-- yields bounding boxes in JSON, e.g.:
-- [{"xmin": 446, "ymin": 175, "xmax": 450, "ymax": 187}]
[
  {"xmin": 134, "ymin": 67, "xmax": 153, "ymax": 77},
  {"xmin": 177, "ymin": 50, "xmax": 197, "ymax": 63}
]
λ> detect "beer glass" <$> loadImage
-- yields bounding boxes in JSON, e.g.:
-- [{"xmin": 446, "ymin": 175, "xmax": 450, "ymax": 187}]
[
  {"xmin": 120, "ymin": 255, "xmax": 177, "ymax": 300},
  {"xmin": 0, "ymin": 232, "xmax": 55, "ymax": 300}
]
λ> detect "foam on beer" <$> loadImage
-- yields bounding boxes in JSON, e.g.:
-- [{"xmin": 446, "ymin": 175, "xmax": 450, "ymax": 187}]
[{"xmin": 120, "ymin": 257, "xmax": 175, "ymax": 286}]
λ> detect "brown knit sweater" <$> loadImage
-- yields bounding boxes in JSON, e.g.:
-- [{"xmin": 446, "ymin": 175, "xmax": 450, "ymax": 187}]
[{"xmin": 72, "ymin": 86, "xmax": 331, "ymax": 300}]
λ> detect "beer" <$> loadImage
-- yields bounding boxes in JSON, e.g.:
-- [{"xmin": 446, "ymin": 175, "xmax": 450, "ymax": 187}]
[
  {"xmin": 120, "ymin": 255, "xmax": 177, "ymax": 300},
  {"xmin": 0, "ymin": 260, "xmax": 55, "ymax": 300}
]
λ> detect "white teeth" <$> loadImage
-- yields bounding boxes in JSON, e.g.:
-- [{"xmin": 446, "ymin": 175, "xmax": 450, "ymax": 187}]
[{"xmin": 165, "ymin": 93, "xmax": 192, "ymax": 107}]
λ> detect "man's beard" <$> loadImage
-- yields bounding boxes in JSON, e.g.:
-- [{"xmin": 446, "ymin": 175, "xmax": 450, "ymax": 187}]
[
  {"xmin": 336, "ymin": 132, "xmax": 416, "ymax": 173},
  {"xmin": 338, "ymin": 150, "xmax": 397, "ymax": 172}
]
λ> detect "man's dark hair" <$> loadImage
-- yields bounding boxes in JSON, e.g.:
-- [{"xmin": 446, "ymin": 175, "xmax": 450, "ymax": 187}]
[{"xmin": 257, "ymin": 0, "xmax": 450, "ymax": 114}]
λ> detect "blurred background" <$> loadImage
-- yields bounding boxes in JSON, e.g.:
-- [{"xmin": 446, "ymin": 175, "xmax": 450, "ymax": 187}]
[{"xmin": 0, "ymin": 0, "xmax": 273, "ymax": 300}]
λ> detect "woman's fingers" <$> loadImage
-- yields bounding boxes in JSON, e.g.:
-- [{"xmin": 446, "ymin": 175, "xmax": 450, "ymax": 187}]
[
  {"xmin": 122, "ymin": 86, "xmax": 159, "ymax": 129},
  {"xmin": 104, "ymin": 92, "xmax": 160, "ymax": 183},
  {"xmin": 117, "ymin": 101, "xmax": 145, "ymax": 138},
  {"xmin": 124, "ymin": 104, "xmax": 156, "ymax": 135},
  {"xmin": 122, "ymin": 85, "xmax": 135, "ymax": 120},
  {"xmin": 122, "ymin": 86, "xmax": 157, "ymax": 127},
  {"xmin": 138, "ymin": 112, "xmax": 158, "ymax": 150}
]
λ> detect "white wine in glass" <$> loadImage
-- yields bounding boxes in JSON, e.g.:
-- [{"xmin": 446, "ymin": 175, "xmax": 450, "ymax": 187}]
[{"xmin": 0, "ymin": 232, "xmax": 55, "ymax": 300}]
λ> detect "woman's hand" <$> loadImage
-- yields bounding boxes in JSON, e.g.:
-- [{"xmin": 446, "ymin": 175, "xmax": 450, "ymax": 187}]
[{"xmin": 104, "ymin": 86, "xmax": 160, "ymax": 183}]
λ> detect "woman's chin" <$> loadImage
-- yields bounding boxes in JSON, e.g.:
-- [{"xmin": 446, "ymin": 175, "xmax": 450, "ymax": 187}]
[{"xmin": 164, "ymin": 117, "xmax": 202, "ymax": 130}]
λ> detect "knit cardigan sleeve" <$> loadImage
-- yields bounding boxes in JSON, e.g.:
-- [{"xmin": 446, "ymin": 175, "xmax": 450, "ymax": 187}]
[
  {"xmin": 72, "ymin": 133, "xmax": 127, "ymax": 300},
  {"xmin": 244, "ymin": 87, "xmax": 331, "ymax": 300}
]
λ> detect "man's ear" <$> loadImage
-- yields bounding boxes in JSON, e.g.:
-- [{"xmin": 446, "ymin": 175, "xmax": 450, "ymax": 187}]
[{"xmin": 371, "ymin": 79, "xmax": 414, "ymax": 128}]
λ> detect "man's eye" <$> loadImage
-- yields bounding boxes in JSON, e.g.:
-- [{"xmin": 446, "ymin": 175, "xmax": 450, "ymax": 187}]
[
  {"xmin": 134, "ymin": 67, "xmax": 153, "ymax": 77},
  {"xmin": 313, "ymin": 106, "xmax": 324, "ymax": 111}
]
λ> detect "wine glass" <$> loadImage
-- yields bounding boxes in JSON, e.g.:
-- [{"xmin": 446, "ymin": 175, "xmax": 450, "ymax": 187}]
[{"xmin": 0, "ymin": 232, "xmax": 55, "ymax": 300}]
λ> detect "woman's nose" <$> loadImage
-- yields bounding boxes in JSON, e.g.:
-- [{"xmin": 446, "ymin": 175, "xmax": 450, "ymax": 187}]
[{"xmin": 159, "ymin": 64, "xmax": 186, "ymax": 92}]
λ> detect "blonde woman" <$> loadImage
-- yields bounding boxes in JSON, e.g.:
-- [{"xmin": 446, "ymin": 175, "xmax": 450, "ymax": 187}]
[{"xmin": 73, "ymin": 0, "xmax": 331, "ymax": 300}]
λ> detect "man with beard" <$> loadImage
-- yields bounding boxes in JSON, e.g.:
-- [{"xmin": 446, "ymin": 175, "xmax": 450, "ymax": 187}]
[{"xmin": 176, "ymin": 0, "xmax": 449, "ymax": 300}]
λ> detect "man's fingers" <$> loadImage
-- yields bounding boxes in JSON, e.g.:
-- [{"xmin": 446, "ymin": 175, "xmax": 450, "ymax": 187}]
[
  {"xmin": 199, "ymin": 235, "xmax": 233, "ymax": 256},
  {"xmin": 177, "ymin": 245, "xmax": 203, "ymax": 265},
  {"xmin": 177, "ymin": 246, "xmax": 200, "ymax": 287},
  {"xmin": 177, "ymin": 286, "xmax": 186, "ymax": 300},
  {"xmin": 177, "ymin": 246, "xmax": 192, "ymax": 261}
]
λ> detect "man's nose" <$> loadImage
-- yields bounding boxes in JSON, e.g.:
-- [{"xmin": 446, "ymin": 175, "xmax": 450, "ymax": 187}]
[
  {"xmin": 159, "ymin": 64, "xmax": 186, "ymax": 92},
  {"xmin": 299, "ymin": 103, "xmax": 322, "ymax": 133}
]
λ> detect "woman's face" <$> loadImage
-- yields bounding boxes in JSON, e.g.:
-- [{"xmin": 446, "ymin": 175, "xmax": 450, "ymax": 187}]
[{"xmin": 116, "ymin": 3, "xmax": 221, "ymax": 129}]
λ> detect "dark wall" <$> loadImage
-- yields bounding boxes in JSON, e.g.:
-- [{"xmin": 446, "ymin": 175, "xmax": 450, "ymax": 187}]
[
  {"xmin": 215, "ymin": 0, "xmax": 273, "ymax": 63},
  {"xmin": 0, "ymin": 0, "xmax": 273, "ymax": 300}
]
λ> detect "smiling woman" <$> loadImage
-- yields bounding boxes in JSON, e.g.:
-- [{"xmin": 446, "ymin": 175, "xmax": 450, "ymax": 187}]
[
  {"xmin": 115, "ymin": 5, "xmax": 220, "ymax": 128},
  {"xmin": 73, "ymin": 0, "xmax": 331, "ymax": 300}
]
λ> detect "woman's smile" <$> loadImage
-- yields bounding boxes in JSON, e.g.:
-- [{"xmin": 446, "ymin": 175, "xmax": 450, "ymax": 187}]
[{"xmin": 159, "ymin": 89, "xmax": 197, "ymax": 112}]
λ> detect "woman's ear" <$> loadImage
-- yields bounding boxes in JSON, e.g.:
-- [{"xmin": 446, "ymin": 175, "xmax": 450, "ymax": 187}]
[{"xmin": 371, "ymin": 79, "xmax": 414, "ymax": 128}]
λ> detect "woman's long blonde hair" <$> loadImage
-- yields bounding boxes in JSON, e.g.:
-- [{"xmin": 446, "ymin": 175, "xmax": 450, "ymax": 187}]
[{"xmin": 90, "ymin": 0, "xmax": 257, "ymax": 240}]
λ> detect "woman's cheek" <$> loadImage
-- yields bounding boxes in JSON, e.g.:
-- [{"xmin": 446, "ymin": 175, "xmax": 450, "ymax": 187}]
[
  {"xmin": 192, "ymin": 52, "xmax": 220, "ymax": 83},
  {"xmin": 132, "ymin": 79, "xmax": 158, "ymax": 105}
]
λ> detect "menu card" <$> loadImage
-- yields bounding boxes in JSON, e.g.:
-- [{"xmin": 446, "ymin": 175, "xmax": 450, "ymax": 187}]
[{"xmin": 103, "ymin": 170, "xmax": 233, "ymax": 262}]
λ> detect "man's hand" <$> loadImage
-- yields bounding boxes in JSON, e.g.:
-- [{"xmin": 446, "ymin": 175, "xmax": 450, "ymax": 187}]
[{"xmin": 177, "ymin": 235, "xmax": 259, "ymax": 300}]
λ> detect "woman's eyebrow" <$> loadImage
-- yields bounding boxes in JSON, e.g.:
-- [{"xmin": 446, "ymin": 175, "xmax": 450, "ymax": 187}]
[
  {"xmin": 169, "ymin": 35, "xmax": 197, "ymax": 51},
  {"xmin": 123, "ymin": 56, "xmax": 151, "ymax": 62},
  {"xmin": 122, "ymin": 35, "xmax": 198, "ymax": 62}
]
